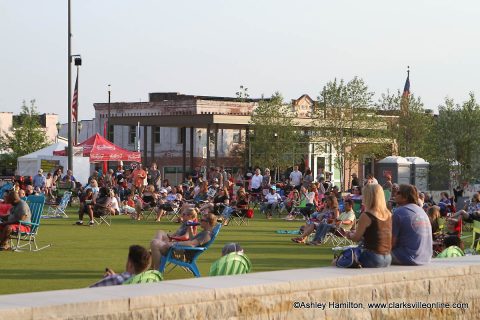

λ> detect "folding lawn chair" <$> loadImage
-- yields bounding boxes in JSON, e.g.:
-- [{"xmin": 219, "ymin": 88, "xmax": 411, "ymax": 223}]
[
  {"xmin": 289, "ymin": 199, "xmax": 307, "ymax": 220},
  {"xmin": 0, "ymin": 182, "xmax": 13, "ymax": 199},
  {"xmin": 229, "ymin": 205, "xmax": 251, "ymax": 226},
  {"xmin": 94, "ymin": 210, "xmax": 112, "ymax": 226},
  {"xmin": 45, "ymin": 191, "xmax": 72, "ymax": 218},
  {"xmin": 159, "ymin": 224, "xmax": 222, "ymax": 277},
  {"xmin": 469, "ymin": 220, "xmax": 480, "ymax": 252},
  {"xmin": 167, "ymin": 203, "xmax": 181, "ymax": 222},
  {"xmin": 10, "ymin": 194, "xmax": 51, "ymax": 252}
]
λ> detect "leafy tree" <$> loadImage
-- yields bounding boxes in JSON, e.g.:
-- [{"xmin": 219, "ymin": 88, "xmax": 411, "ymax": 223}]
[
  {"xmin": 0, "ymin": 99, "xmax": 49, "ymax": 161},
  {"xmin": 314, "ymin": 77, "xmax": 387, "ymax": 190},
  {"xmin": 376, "ymin": 90, "xmax": 435, "ymax": 158},
  {"xmin": 249, "ymin": 93, "xmax": 304, "ymax": 179},
  {"xmin": 431, "ymin": 93, "xmax": 480, "ymax": 185}
]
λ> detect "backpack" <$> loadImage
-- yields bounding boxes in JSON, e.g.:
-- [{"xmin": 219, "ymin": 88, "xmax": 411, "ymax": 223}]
[{"xmin": 336, "ymin": 247, "xmax": 362, "ymax": 268}]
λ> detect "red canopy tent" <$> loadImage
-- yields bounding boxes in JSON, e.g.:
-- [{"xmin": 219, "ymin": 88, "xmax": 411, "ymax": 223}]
[{"xmin": 53, "ymin": 133, "xmax": 141, "ymax": 163}]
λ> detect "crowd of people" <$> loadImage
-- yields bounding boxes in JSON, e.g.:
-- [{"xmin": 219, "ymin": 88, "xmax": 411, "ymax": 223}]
[{"xmin": 0, "ymin": 161, "xmax": 477, "ymax": 285}]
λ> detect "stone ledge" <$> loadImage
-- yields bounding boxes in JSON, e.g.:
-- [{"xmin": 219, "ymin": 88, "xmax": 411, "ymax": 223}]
[{"xmin": 1, "ymin": 256, "xmax": 479, "ymax": 319}]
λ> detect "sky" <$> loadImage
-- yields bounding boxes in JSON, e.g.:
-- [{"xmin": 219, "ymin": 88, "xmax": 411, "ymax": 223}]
[{"xmin": 1, "ymin": 1, "xmax": 480, "ymax": 122}]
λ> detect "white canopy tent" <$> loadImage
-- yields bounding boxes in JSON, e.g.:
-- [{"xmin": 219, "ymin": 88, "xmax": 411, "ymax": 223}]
[{"xmin": 17, "ymin": 141, "xmax": 91, "ymax": 185}]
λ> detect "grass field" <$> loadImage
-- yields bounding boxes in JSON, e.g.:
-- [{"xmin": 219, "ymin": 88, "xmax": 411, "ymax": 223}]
[{"xmin": 0, "ymin": 207, "xmax": 334, "ymax": 295}]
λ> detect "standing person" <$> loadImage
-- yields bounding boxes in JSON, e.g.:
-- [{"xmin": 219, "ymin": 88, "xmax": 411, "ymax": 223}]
[
  {"xmin": 131, "ymin": 163, "xmax": 147, "ymax": 195},
  {"xmin": 289, "ymin": 166, "xmax": 303, "ymax": 190},
  {"xmin": 350, "ymin": 173, "xmax": 360, "ymax": 190},
  {"xmin": 220, "ymin": 166, "xmax": 228, "ymax": 188},
  {"xmin": 261, "ymin": 168, "xmax": 272, "ymax": 197},
  {"xmin": 303, "ymin": 169, "xmax": 314, "ymax": 190},
  {"xmin": 33, "ymin": 169, "xmax": 46, "ymax": 191},
  {"xmin": 383, "ymin": 175, "xmax": 393, "ymax": 192},
  {"xmin": 391, "ymin": 184, "xmax": 432, "ymax": 265},
  {"xmin": 250, "ymin": 168, "xmax": 263, "ymax": 193},
  {"xmin": 149, "ymin": 163, "xmax": 162, "ymax": 191},
  {"xmin": 345, "ymin": 184, "xmax": 392, "ymax": 268},
  {"xmin": 191, "ymin": 166, "xmax": 201, "ymax": 184},
  {"xmin": 104, "ymin": 169, "xmax": 114, "ymax": 188},
  {"xmin": 0, "ymin": 191, "xmax": 31, "ymax": 251}
]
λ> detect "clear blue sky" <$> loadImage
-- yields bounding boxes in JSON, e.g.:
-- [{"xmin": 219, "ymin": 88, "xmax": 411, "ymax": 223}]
[{"xmin": 1, "ymin": 1, "xmax": 479, "ymax": 122}]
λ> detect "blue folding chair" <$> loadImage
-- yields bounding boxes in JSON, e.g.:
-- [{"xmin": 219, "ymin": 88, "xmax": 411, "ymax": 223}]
[
  {"xmin": 10, "ymin": 194, "xmax": 51, "ymax": 251},
  {"xmin": 45, "ymin": 191, "xmax": 72, "ymax": 218},
  {"xmin": 159, "ymin": 224, "xmax": 222, "ymax": 277},
  {"xmin": 0, "ymin": 182, "xmax": 13, "ymax": 199}
]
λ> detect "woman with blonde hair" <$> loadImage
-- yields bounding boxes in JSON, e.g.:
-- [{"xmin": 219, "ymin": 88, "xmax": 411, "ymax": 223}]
[{"xmin": 345, "ymin": 184, "xmax": 392, "ymax": 268}]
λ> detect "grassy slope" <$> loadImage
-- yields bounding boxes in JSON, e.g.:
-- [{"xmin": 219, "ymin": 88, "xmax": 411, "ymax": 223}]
[{"xmin": 0, "ymin": 207, "xmax": 334, "ymax": 295}]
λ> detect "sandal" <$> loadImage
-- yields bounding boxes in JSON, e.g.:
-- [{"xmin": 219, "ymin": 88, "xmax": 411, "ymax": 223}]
[{"xmin": 291, "ymin": 237, "xmax": 305, "ymax": 244}]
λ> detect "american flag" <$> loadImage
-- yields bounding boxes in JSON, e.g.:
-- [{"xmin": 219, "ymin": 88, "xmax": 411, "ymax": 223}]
[
  {"xmin": 402, "ymin": 71, "xmax": 410, "ymax": 97},
  {"xmin": 72, "ymin": 73, "xmax": 78, "ymax": 122}
]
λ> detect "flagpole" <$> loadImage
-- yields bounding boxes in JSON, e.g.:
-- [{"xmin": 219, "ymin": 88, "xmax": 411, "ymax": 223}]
[
  {"xmin": 67, "ymin": 0, "xmax": 73, "ymax": 171},
  {"xmin": 75, "ymin": 65, "xmax": 79, "ymax": 145}
]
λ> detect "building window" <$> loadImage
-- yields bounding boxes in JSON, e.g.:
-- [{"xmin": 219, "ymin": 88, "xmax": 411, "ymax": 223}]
[
  {"xmin": 129, "ymin": 126, "xmax": 136, "ymax": 144},
  {"xmin": 232, "ymin": 130, "xmax": 241, "ymax": 143},
  {"xmin": 178, "ymin": 127, "xmax": 185, "ymax": 144},
  {"xmin": 154, "ymin": 126, "xmax": 160, "ymax": 143}
]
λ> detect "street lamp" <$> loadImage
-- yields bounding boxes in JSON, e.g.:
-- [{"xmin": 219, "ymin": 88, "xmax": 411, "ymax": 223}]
[
  {"xmin": 107, "ymin": 84, "xmax": 111, "ymax": 140},
  {"xmin": 77, "ymin": 121, "xmax": 83, "ymax": 144},
  {"xmin": 56, "ymin": 122, "xmax": 62, "ymax": 143}
]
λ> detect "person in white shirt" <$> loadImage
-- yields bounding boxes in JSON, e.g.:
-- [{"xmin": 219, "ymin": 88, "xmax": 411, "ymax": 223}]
[
  {"xmin": 261, "ymin": 187, "xmax": 282, "ymax": 219},
  {"xmin": 289, "ymin": 166, "xmax": 303, "ymax": 190},
  {"xmin": 250, "ymin": 168, "xmax": 263, "ymax": 193}
]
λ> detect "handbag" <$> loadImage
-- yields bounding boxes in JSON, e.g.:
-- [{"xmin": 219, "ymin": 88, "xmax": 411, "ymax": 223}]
[
  {"xmin": 336, "ymin": 247, "xmax": 362, "ymax": 268},
  {"xmin": 246, "ymin": 208, "xmax": 254, "ymax": 219}
]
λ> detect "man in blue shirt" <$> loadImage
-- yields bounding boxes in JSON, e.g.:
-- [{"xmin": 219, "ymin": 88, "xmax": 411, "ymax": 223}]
[
  {"xmin": 32, "ymin": 169, "xmax": 46, "ymax": 191},
  {"xmin": 391, "ymin": 184, "xmax": 432, "ymax": 265}
]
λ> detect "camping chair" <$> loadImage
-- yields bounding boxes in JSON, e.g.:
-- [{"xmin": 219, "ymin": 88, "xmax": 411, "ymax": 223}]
[
  {"xmin": 228, "ymin": 204, "xmax": 251, "ymax": 226},
  {"xmin": 159, "ymin": 224, "xmax": 222, "ymax": 277},
  {"xmin": 45, "ymin": 191, "xmax": 72, "ymax": 218},
  {"xmin": 0, "ymin": 182, "xmax": 13, "ymax": 199},
  {"xmin": 167, "ymin": 203, "xmax": 182, "ymax": 222},
  {"xmin": 209, "ymin": 252, "xmax": 252, "ymax": 276},
  {"xmin": 470, "ymin": 220, "xmax": 480, "ymax": 252},
  {"xmin": 323, "ymin": 220, "xmax": 356, "ymax": 247},
  {"xmin": 290, "ymin": 198, "xmax": 307, "ymax": 220},
  {"xmin": 10, "ymin": 194, "xmax": 51, "ymax": 252}
]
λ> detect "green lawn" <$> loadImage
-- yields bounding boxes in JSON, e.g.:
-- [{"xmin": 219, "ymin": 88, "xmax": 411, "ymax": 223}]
[{"xmin": 0, "ymin": 207, "xmax": 334, "ymax": 295}]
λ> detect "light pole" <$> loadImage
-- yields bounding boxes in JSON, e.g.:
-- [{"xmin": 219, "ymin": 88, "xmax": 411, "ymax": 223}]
[
  {"xmin": 56, "ymin": 122, "xmax": 62, "ymax": 143},
  {"xmin": 107, "ymin": 84, "xmax": 111, "ymax": 140},
  {"xmin": 72, "ymin": 55, "xmax": 81, "ymax": 145},
  {"xmin": 67, "ymin": 0, "xmax": 72, "ymax": 171},
  {"xmin": 77, "ymin": 121, "xmax": 83, "ymax": 144}
]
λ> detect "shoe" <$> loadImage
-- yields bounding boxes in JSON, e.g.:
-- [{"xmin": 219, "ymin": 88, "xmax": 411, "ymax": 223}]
[
  {"xmin": 0, "ymin": 246, "xmax": 11, "ymax": 251},
  {"xmin": 89, "ymin": 221, "xmax": 95, "ymax": 226},
  {"xmin": 291, "ymin": 237, "xmax": 305, "ymax": 244},
  {"xmin": 75, "ymin": 221, "xmax": 83, "ymax": 225},
  {"xmin": 306, "ymin": 241, "xmax": 321, "ymax": 246}
]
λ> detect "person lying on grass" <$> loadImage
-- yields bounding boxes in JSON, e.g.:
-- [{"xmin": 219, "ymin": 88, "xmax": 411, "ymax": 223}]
[
  {"xmin": 89, "ymin": 245, "xmax": 162, "ymax": 287},
  {"xmin": 150, "ymin": 213, "xmax": 217, "ymax": 270}
]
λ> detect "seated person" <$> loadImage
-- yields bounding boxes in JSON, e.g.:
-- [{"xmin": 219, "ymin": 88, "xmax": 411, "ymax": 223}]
[
  {"xmin": 282, "ymin": 189, "xmax": 300, "ymax": 216},
  {"xmin": 260, "ymin": 186, "xmax": 281, "ymax": 219},
  {"xmin": 436, "ymin": 235, "xmax": 465, "ymax": 258},
  {"xmin": 155, "ymin": 189, "xmax": 183, "ymax": 221},
  {"xmin": 0, "ymin": 191, "xmax": 31, "ymax": 251},
  {"xmin": 223, "ymin": 189, "xmax": 249, "ymax": 225},
  {"xmin": 89, "ymin": 245, "xmax": 162, "ymax": 287},
  {"xmin": 76, "ymin": 188, "xmax": 95, "ymax": 226},
  {"xmin": 212, "ymin": 187, "xmax": 230, "ymax": 215},
  {"xmin": 449, "ymin": 193, "xmax": 480, "ymax": 223},
  {"xmin": 121, "ymin": 194, "xmax": 137, "ymax": 216},
  {"xmin": 93, "ymin": 187, "xmax": 113, "ymax": 218},
  {"xmin": 109, "ymin": 189, "xmax": 121, "ymax": 215},
  {"xmin": 307, "ymin": 199, "xmax": 356, "ymax": 245},
  {"xmin": 291, "ymin": 195, "xmax": 339, "ymax": 244},
  {"xmin": 150, "ymin": 213, "xmax": 217, "ymax": 270},
  {"xmin": 427, "ymin": 205, "xmax": 441, "ymax": 239}
]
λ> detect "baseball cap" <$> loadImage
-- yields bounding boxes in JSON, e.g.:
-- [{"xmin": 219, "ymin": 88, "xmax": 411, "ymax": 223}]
[{"xmin": 38, "ymin": 169, "xmax": 43, "ymax": 174}]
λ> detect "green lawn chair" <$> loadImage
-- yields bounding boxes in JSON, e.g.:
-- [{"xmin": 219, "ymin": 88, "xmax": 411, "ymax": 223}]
[
  {"xmin": 384, "ymin": 189, "xmax": 391, "ymax": 204},
  {"xmin": 353, "ymin": 199, "xmax": 362, "ymax": 219},
  {"xmin": 10, "ymin": 194, "xmax": 51, "ymax": 251},
  {"xmin": 209, "ymin": 252, "xmax": 252, "ymax": 276},
  {"xmin": 290, "ymin": 198, "xmax": 307, "ymax": 220}
]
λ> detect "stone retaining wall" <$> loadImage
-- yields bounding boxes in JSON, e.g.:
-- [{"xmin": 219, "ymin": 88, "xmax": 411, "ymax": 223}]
[{"xmin": 1, "ymin": 256, "xmax": 479, "ymax": 320}]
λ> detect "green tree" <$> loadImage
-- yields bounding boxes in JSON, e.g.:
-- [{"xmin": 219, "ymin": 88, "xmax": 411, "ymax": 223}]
[
  {"xmin": 0, "ymin": 99, "xmax": 49, "ymax": 161},
  {"xmin": 376, "ymin": 90, "xmax": 435, "ymax": 158},
  {"xmin": 431, "ymin": 93, "xmax": 480, "ymax": 185},
  {"xmin": 249, "ymin": 93, "xmax": 304, "ymax": 178},
  {"xmin": 314, "ymin": 77, "xmax": 387, "ymax": 190}
]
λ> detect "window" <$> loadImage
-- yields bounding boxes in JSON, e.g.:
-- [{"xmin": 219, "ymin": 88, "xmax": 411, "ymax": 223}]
[
  {"xmin": 177, "ymin": 127, "xmax": 185, "ymax": 144},
  {"xmin": 129, "ymin": 126, "xmax": 136, "ymax": 144},
  {"xmin": 154, "ymin": 126, "xmax": 160, "ymax": 143},
  {"xmin": 232, "ymin": 130, "xmax": 241, "ymax": 143}
]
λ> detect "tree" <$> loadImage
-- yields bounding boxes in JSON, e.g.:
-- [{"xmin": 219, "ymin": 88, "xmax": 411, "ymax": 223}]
[
  {"xmin": 431, "ymin": 93, "xmax": 480, "ymax": 185},
  {"xmin": 376, "ymin": 90, "xmax": 435, "ymax": 158},
  {"xmin": 314, "ymin": 77, "xmax": 387, "ymax": 190},
  {"xmin": 0, "ymin": 99, "xmax": 49, "ymax": 161},
  {"xmin": 249, "ymin": 93, "xmax": 304, "ymax": 179}
]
